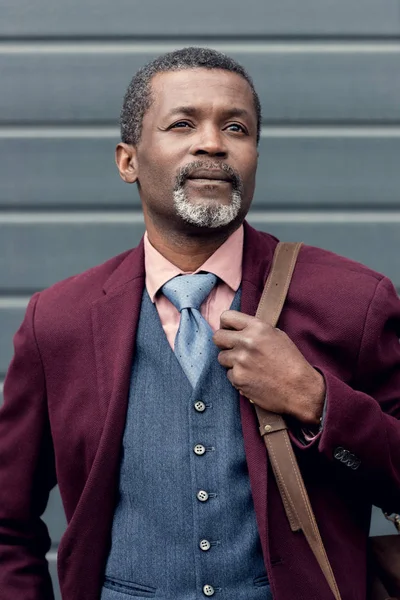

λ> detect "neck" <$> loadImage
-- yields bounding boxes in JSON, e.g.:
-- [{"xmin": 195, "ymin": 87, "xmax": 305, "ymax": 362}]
[{"xmin": 145, "ymin": 220, "xmax": 236, "ymax": 271}]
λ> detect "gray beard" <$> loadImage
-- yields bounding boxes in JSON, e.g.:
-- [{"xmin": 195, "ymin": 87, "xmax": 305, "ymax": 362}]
[{"xmin": 173, "ymin": 186, "xmax": 242, "ymax": 229}]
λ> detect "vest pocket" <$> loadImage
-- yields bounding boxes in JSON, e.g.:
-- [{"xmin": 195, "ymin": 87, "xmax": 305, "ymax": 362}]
[
  {"xmin": 253, "ymin": 574, "xmax": 269, "ymax": 587},
  {"xmin": 103, "ymin": 576, "xmax": 157, "ymax": 597}
]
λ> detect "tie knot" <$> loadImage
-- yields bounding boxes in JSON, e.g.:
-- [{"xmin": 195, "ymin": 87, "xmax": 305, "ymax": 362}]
[{"xmin": 161, "ymin": 273, "xmax": 218, "ymax": 312}]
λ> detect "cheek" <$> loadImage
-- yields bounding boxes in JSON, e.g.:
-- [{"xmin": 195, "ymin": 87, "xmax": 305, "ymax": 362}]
[
  {"xmin": 241, "ymin": 156, "xmax": 258, "ymax": 192},
  {"xmin": 138, "ymin": 151, "xmax": 175, "ymax": 192}
]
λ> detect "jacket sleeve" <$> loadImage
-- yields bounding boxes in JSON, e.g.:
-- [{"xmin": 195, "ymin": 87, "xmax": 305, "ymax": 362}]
[
  {"xmin": 302, "ymin": 276, "xmax": 400, "ymax": 513},
  {"xmin": 0, "ymin": 292, "xmax": 56, "ymax": 599}
]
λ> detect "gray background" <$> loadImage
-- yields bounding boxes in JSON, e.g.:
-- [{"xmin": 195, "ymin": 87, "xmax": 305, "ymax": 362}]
[{"xmin": 1, "ymin": 1, "xmax": 400, "ymax": 597}]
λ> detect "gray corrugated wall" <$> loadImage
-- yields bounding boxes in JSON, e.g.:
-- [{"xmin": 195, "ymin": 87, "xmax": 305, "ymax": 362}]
[{"xmin": 1, "ymin": 2, "xmax": 400, "ymax": 597}]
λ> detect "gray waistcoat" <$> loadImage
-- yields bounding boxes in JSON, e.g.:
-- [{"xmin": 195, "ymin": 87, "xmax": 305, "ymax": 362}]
[{"xmin": 101, "ymin": 290, "xmax": 270, "ymax": 600}]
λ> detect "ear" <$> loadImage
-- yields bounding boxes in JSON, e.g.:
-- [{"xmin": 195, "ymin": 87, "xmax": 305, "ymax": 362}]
[{"xmin": 115, "ymin": 143, "xmax": 138, "ymax": 184}]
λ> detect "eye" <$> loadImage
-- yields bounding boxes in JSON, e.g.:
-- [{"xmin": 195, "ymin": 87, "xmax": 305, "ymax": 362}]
[
  {"xmin": 170, "ymin": 120, "xmax": 193, "ymax": 129},
  {"xmin": 225, "ymin": 123, "xmax": 248, "ymax": 134}
]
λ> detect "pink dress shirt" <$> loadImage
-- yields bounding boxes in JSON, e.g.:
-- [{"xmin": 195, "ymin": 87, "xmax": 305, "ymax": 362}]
[{"xmin": 144, "ymin": 226, "xmax": 243, "ymax": 349}]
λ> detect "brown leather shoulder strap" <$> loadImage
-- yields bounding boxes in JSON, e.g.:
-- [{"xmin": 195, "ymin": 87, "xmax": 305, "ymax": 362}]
[
  {"xmin": 253, "ymin": 242, "xmax": 342, "ymax": 600},
  {"xmin": 256, "ymin": 241, "xmax": 302, "ymax": 327}
]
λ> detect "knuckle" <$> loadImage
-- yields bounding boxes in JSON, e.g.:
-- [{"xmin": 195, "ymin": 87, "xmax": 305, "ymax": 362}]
[
  {"xmin": 233, "ymin": 365, "xmax": 246, "ymax": 387},
  {"xmin": 220, "ymin": 310, "xmax": 231, "ymax": 327},
  {"xmin": 251, "ymin": 320, "xmax": 269, "ymax": 340},
  {"xmin": 254, "ymin": 318, "xmax": 267, "ymax": 331},
  {"xmin": 218, "ymin": 350, "xmax": 229, "ymax": 366},
  {"xmin": 259, "ymin": 322, "xmax": 272, "ymax": 339},
  {"xmin": 242, "ymin": 335, "xmax": 254, "ymax": 351},
  {"xmin": 237, "ymin": 349, "xmax": 248, "ymax": 365}
]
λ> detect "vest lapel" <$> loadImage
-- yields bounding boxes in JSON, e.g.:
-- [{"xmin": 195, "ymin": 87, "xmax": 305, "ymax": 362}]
[{"xmin": 239, "ymin": 221, "xmax": 278, "ymax": 564}]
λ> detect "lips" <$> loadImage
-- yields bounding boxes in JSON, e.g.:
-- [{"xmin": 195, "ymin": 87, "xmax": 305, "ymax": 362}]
[
  {"xmin": 187, "ymin": 169, "xmax": 232, "ymax": 183},
  {"xmin": 174, "ymin": 161, "xmax": 242, "ymax": 193}
]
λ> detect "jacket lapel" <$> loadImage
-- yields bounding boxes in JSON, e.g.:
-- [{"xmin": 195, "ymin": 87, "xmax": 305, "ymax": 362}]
[
  {"xmin": 239, "ymin": 221, "xmax": 278, "ymax": 563},
  {"xmin": 91, "ymin": 243, "xmax": 145, "ymax": 424},
  {"xmin": 59, "ymin": 241, "xmax": 146, "ymax": 600}
]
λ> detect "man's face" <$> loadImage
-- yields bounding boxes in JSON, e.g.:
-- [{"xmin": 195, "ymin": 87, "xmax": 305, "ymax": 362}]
[{"xmin": 122, "ymin": 68, "xmax": 258, "ymax": 232}]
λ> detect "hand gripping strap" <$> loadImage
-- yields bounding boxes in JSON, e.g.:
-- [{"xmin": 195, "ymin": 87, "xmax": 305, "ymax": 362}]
[{"xmin": 253, "ymin": 242, "xmax": 342, "ymax": 600}]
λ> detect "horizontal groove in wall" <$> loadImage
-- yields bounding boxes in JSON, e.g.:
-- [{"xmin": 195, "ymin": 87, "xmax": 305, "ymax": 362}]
[
  {"xmin": 0, "ymin": 212, "xmax": 146, "ymax": 223},
  {"xmin": 0, "ymin": 297, "xmax": 30, "ymax": 308},
  {"xmin": 250, "ymin": 211, "xmax": 400, "ymax": 223},
  {"xmin": 2, "ymin": 211, "xmax": 400, "ymax": 224},
  {"xmin": 2, "ymin": 125, "xmax": 400, "ymax": 138},
  {"xmin": 2, "ymin": 204, "xmax": 400, "ymax": 213},
  {"xmin": 259, "ymin": 126, "xmax": 400, "ymax": 137},
  {"xmin": 0, "ymin": 126, "xmax": 119, "ymax": 138},
  {"xmin": 46, "ymin": 551, "xmax": 58, "ymax": 562},
  {"xmin": 1, "ymin": 34, "xmax": 400, "ymax": 43},
  {"xmin": 0, "ymin": 41, "xmax": 400, "ymax": 54},
  {"xmin": 0, "ymin": 288, "xmax": 43, "ymax": 297}
]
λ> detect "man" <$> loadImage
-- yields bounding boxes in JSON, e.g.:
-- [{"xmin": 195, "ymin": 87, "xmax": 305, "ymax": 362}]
[{"xmin": 0, "ymin": 47, "xmax": 399, "ymax": 600}]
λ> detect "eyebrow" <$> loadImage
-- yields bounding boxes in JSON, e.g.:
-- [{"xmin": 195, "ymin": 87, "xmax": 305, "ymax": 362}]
[{"xmin": 165, "ymin": 106, "xmax": 253, "ymax": 120}]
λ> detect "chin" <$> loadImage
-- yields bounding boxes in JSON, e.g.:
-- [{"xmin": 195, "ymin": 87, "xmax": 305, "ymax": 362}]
[{"xmin": 173, "ymin": 188, "xmax": 242, "ymax": 229}]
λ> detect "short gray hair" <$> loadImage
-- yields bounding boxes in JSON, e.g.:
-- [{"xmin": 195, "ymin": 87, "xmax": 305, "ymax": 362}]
[{"xmin": 120, "ymin": 46, "xmax": 262, "ymax": 145}]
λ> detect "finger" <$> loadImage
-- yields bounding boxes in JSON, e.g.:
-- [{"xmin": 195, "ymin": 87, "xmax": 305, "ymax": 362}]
[
  {"xmin": 226, "ymin": 368, "xmax": 244, "ymax": 395},
  {"xmin": 212, "ymin": 328, "xmax": 240, "ymax": 350},
  {"xmin": 226, "ymin": 367, "xmax": 235, "ymax": 386},
  {"xmin": 217, "ymin": 349, "xmax": 235, "ymax": 368},
  {"xmin": 219, "ymin": 310, "xmax": 255, "ymax": 331}
]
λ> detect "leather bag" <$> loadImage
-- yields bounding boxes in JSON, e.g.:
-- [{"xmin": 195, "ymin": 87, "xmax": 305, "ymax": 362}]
[
  {"xmin": 368, "ymin": 513, "xmax": 400, "ymax": 599},
  {"xmin": 252, "ymin": 241, "xmax": 400, "ymax": 600}
]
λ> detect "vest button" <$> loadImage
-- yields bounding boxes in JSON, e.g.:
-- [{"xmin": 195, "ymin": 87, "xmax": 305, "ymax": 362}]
[
  {"xmin": 197, "ymin": 490, "xmax": 209, "ymax": 502},
  {"xmin": 194, "ymin": 401, "xmax": 206, "ymax": 412},
  {"xmin": 203, "ymin": 584, "xmax": 215, "ymax": 596},
  {"xmin": 194, "ymin": 444, "xmax": 206, "ymax": 456},
  {"xmin": 199, "ymin": 539, "xmax": 211, "ymax": 551}
]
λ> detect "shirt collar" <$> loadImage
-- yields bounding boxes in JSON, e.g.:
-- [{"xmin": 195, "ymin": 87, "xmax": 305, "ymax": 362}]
[{"xmin": 144, "ymin": 225, "xmax": 244, "ymax": 302}]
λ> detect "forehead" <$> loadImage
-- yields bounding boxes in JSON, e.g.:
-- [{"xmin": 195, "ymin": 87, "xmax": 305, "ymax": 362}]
[{"xmin": 148, "ymin": 68, "xmax": 256, "ymax": 118}]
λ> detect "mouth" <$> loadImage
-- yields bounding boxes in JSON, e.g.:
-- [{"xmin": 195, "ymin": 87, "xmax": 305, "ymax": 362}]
[{"xmin": 186, "ymin": 169, "xmax": 233, "ymax": 184}]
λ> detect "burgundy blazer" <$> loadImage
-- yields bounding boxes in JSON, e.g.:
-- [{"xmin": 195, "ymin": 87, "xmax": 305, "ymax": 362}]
[{"xmin": 1, "ymin": 222, "xmax": 400, "ymax": 600}]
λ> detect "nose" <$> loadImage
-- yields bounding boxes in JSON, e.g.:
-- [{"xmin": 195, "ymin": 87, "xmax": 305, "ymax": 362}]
[{"xmin": 190, "ymin": 125, "xmax": 228, "ymax": 158}]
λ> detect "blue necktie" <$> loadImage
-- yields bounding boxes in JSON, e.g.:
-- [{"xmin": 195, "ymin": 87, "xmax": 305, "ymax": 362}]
[{"xmin": 162, "ymin": 273, "xmax": 218, "ymax": 387}]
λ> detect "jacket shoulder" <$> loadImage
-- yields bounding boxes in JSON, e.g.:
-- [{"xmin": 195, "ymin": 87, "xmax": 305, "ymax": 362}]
[
  {"xmin": 34, "ymin": 244, "xmax": 143, "ymax": 320},
  {"xmin": 298, "ymin": 244, "xmax": 385, "ymax": 284},
  {"xmin": 247, "ymin": 222, "xmax": 388, "ymax": 288},
  {"xmin": 291, "ymin": 244, "xmax": 394, "ymax": 324}
]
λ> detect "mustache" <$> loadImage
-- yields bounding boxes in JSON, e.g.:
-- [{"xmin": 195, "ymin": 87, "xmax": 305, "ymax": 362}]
[{"xmin": 174, "ymin": 161, "xmax": 243, "ymax": 193}]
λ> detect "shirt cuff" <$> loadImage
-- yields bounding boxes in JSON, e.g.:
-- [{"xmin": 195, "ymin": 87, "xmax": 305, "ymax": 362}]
[{"xmin": 296, "ymin": 393, "xmax": 327, "ymax": 445}]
